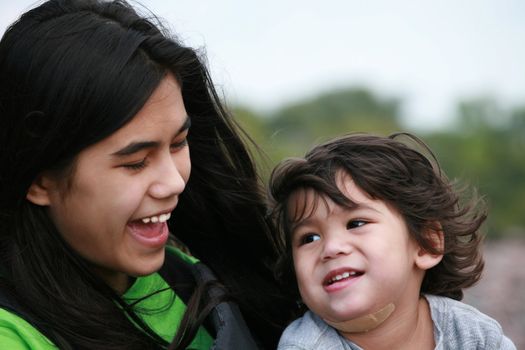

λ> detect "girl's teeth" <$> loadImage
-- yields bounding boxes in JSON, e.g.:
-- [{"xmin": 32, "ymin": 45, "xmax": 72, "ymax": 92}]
[
  {"xmin": 160, "ymin": 213, "xmax": 171, "ymax": 222},
  {"xmin": 141, "ymin": 212, "xmax": 171, "ymax": 224}
]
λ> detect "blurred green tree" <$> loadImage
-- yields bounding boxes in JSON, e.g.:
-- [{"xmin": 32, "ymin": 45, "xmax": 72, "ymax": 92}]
[
  {"xmin": 426, "ymin": 99, "xmax": 525, "ymax": 237},
  {"xmin": 232, "ymin": 89, "xmax": 525, "ymax": 238}
]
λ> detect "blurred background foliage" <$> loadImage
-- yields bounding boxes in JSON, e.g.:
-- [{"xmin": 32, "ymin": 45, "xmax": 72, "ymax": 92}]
[{"xmin": 231, "ymin": 87, "xmax": 525, "ymax": 239}]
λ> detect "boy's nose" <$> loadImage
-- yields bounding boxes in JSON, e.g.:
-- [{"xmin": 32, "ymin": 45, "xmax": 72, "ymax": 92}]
[{"xmin": 321, "ymin": 232, "xmax": 353, "ymax": 260}]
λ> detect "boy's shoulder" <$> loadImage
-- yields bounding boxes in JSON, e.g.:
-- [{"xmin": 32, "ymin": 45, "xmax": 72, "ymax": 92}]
[
  {"xmin": 277, "ymin": 311, "xmax": 360, "ymax": 350},
  {"xmin": 425, "ymin": 294, "xmax": 516, "ymax": 350}
]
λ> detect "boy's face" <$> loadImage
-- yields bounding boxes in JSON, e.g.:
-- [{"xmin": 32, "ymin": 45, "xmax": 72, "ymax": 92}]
[{"xmin": 288, "ymin": 173, "xmax": 427, "ymax": 324}]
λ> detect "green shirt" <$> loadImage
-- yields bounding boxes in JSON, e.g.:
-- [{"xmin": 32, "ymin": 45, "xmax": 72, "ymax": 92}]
[{"xmin": 0, "ymin": 248, "xmax": 213, "ymax": 349}]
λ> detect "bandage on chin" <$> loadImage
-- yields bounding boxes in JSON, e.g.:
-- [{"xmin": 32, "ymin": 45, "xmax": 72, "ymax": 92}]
[{"xmin": 323, "ymin": 303, "xmax": 395, "ymax": 333}]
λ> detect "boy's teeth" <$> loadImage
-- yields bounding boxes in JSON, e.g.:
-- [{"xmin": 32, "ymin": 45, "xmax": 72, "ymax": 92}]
[
  {"xmin": 141, "ymin": 212, "xmax": 171, "ymax": 224},
  {"xmin": 331, "ymin": 271, "xmax": 357, "ymax": 283}
]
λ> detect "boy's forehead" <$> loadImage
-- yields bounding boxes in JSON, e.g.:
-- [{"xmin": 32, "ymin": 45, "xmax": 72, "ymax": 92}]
[
  {"xmin": 287, "ymin": 187, "xmax": 316, "ymax": 203},
  {"xmin": 335, "ymin": 170, "xmax": 358, "ymax": 196},
  {"xmin": 285, "ymin": 171, "xmax": 351, "ymax": 214},
  {"xmin": 285, "ymin": 172, "xmax": 377, "ymax": 222},
  {"xmin": 337, "ymin": 174, "xmax": 367, "ymax": 201},
  {"xmin": 286, "ymin": 188, "xmax": 329, "ymax": 223}
]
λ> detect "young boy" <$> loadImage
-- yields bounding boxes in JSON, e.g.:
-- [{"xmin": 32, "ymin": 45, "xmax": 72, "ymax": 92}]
[{"xmin": 269, "ymin": 133, "xmax": 516, "ymax": 349}]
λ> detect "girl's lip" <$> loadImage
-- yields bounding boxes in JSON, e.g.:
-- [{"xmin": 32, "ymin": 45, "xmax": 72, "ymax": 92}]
[
  {"xmin": 136, "ymin": 206, "xmax": 176, "ymax": 221},
  {"xmin": 127, "ymin": 221, "xmax": 169, "ymax": 248}
]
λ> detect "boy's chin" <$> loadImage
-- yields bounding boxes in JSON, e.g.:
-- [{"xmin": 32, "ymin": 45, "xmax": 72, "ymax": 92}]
[{"xmin": 323, "ymin": 303, "xmax": 395, "ymax": 333}]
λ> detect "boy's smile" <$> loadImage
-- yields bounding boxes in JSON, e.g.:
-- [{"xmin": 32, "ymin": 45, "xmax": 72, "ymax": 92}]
[
  {"xmin": 289, "ymin": 171, "xmax": 428, "ymax": 327},
  {"xmin": 323, "ymin": 267, "xmax": 364, "ymax": 293}
]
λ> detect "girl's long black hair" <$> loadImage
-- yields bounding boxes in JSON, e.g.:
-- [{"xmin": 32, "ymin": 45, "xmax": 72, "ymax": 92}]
[{"xmin": 0, "ymin": 0, "xmax": 293, "ymax": 348}]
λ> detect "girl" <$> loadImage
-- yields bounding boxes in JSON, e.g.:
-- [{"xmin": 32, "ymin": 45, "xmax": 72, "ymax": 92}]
[{"xmin": 0, "ymin": 0, "xmax": 293, "ymax": 349}]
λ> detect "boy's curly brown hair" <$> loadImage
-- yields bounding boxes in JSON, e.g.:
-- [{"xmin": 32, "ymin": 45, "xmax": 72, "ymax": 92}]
[{"xmin": 269, "ymin": 132, "xmax": 486, "ymax": 303}]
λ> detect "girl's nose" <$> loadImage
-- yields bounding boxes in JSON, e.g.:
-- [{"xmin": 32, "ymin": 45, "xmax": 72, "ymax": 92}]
[{"xmin": 148, "ymin": 153, "xmax": 188, "ymax": 199}]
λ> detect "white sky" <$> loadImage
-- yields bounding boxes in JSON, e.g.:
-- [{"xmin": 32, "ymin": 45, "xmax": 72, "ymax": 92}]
[{"xmin": 2, "ymin": 0, "xmax": 524, "ymax": 130}]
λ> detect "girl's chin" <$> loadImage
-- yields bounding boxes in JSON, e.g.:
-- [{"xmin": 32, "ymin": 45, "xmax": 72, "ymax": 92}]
[{"xmin": 129, "ymin": 253, "xmax": 166, "ymax": 277}]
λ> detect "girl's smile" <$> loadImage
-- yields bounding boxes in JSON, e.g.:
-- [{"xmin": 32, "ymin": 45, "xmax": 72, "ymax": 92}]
[
  {"xmin": 127, "ymin": 209, "xmax": 176, "ymax": 247},
  {"xmin": 127, "ymin": 220, "xmax": 170, "ymax": 248}
]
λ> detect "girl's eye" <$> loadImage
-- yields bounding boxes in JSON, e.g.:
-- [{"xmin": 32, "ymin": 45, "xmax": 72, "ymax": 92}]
[
  {"xmin": 347, "ymin": 220, "xmax": 367, "ymax": 230},
  {"xmin": 299, "ymin": 233, "xmax": 321, "ymax": 245},
  {"xmin": 170, "ymin": 138, "xmax": 188, "ymax": 151},
  {"xmin": 122, "ymin": 159, "xmax": 148, "ymax": 170}
]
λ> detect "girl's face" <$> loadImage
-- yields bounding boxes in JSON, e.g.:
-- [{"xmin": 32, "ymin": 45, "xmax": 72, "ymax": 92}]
[
  {"xmin": 33, "ymin": 74, "xmax": 191, "ymax": 293},
  {"xmin": 288, "ymin": 172, "xmax": 435, "ymax": 325}
]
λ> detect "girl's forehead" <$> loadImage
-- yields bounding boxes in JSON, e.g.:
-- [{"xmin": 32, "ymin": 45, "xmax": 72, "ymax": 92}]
[{"xmin": 86, "ymin": 75, "xmax": 184, "ymax": 151}]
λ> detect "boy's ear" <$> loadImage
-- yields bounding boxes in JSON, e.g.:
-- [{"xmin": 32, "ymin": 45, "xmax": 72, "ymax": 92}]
[
  {"xmin": 414, "ymin": 224, "xmax": 444, "ymax": 270},
  {"xmin": 26, "ymin": 173, "xmax": 55, "ymax": 206}
]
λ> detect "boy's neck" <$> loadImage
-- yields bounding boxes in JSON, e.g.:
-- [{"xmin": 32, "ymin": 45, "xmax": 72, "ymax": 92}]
[
  {"xmin": 324, "ymin": 303, "xmax": 395, "ymax": 333},
  {"xmin": 339, "ymin": 296, "xmax": 435, "ymax": 350}
]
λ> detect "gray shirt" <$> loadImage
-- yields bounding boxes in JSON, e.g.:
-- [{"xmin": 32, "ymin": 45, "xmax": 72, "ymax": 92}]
[{"xmin": 278, "ymin": 294, "xmax": 516, "ymax": 349}]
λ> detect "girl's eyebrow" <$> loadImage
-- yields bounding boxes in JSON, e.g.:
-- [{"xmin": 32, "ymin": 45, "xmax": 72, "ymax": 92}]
[
  {"xmin": 179, "ymin": 115, "xmax": 192, "ymax": 132},
  {"xmin": 111, "ymin": 115, "xmax": 191, "ymax": 157},
  {"xmin": 112, "ymin": 141, "xmax": 159, "ymax": 157}
]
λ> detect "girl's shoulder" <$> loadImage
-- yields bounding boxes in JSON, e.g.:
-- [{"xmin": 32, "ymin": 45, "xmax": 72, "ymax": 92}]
[
  {"xmin": 0, "ymin": 247, "xmax": 202, "ymax": 350},
  {"xmin": 0, "ymin": 308, "xmax": 56, "ymax": 350},
  {"xmin": 166, "ymin": 244, "xmax": 199, "ymax": 264}
]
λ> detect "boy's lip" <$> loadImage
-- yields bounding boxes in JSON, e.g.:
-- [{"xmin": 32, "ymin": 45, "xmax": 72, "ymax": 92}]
[{"xmin": 323, "ymin": 267, "xmax": 364, "ymax": 286}]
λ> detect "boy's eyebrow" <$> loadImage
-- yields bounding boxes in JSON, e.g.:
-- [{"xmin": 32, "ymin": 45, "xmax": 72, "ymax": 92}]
[
  {"xmin": 351, "ymin": 203, "xmax": 382, "ymax": 214},
  {"xmin": 289, "ymin": 202, "xmax": 382, "ymax": 233},
  {"xmin": 111, "ymin": 115, "xmax": 191, "ymax": 157},
  {"xmin": 290, "ymin": 218, "xmax": 315, "ymax": 234}
]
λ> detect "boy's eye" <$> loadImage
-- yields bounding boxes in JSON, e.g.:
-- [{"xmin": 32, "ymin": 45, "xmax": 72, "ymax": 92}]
[
  {"xmin": 347, "ymin": 220, "xmax": 367, "ymax": 230},
  {"xmin": 300, "ymin": 233, "xmax": 321, "ymax": 245}
]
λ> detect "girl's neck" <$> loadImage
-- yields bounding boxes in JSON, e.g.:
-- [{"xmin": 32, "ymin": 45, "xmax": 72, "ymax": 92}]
[
  {"xmin": 90, "ymin": 265, "xmax": 132, "ymax": 294},
  {"xmin": 340, "ymin": 297, "xmax": 435, "ymax": 350}
]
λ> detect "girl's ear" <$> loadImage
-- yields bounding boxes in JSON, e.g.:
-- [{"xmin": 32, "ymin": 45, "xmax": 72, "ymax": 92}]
[
  {"xmin": 26, "ymin": 173, "xmax": 55, "ymax": 206},
  {"xmin": 414, "ymin": 224, "xmax": 444, "ymax": 270}
]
